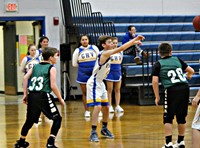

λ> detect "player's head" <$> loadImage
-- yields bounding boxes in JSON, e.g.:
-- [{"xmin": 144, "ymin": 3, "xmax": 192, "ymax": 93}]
[
  {"xmin": 79, "ymin": 34, "xmax": 90, "ymax": 47},
  {"xmin": 42, "ymin": 47, "xmax": 58, "ymax": 64},
  {"xmin": 27, "ymin": 44, "xmax": 37, "ymax": 56},
  {"xmin": 158, "ymin": 43, "xmax": 172, "ymax": 57},
  {"xmin": 38, "ymin": 36, "xmax": 49, "ymax": 49},
  {"xmin": 128, "ymin": 25, "xmax": 136, "ymax": 37},
  {"xmin": 112, "ymin": 37, "xmax": 118, "ymax": 49},
  {"xmin": 98, "ymin": 35, "xmax": 113, "ymax": 50}
]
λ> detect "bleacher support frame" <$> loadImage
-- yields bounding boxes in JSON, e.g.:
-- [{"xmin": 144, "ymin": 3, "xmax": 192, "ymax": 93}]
[
  {"xmin": 65, "ymin": 0, "xmax": 116, "ymax": 45},
  {"xmin": 122, "ymin": 48, "xmax": 165, "ymax": 105},
  {"xmin": 60, "ymin": 0, "xmax": 116, "ymax": 99}
]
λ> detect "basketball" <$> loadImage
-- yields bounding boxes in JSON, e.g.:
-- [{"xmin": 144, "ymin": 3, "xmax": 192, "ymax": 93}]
[{"xmin": 193, "ymin": 16, "xmax": 200, "ymax": 31}]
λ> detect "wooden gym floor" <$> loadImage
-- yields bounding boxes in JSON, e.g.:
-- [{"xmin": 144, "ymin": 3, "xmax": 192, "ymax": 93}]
[{"xmin": 0, "ymin": 94, "xmax": 196, "ymax": 148}]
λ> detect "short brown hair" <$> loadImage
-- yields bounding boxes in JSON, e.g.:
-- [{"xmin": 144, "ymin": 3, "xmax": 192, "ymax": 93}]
[
  {"xmin": 42, "ymin": 47, "xmax": 58, "ymax": 60},
  {"xmin": 98, "ymin": 35, "xmax": 112, "ymax": 48},
  {"xmin": 158, "ymin": 43, "xmax": 172, "ymax": 56}
]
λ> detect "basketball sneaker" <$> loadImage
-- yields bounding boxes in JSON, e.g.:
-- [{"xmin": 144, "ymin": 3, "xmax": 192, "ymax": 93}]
[
  {"xmin": 109, "ymin": 106, "xmax": 114, "ymax": 113},
  {"xmin": 14, "ymin": 140, "xmax": 29, "ymax": 148},
  {"xmin": 90, "ymin": 131, "xmax": 99, "ymax": 142},
  {"xmin": 162, "ymin": 142, "xmax": 173, "ymax": 148},
  {"xmin": 84, "ymin": 110, "xmax": 91, "ymax": 117},
  {"xmin": 46, "ymin": 144, "xmax": 58, "ymax": 148},
  {"xmin": 173, "ymin": 141, "xmax": 185, "ymax": 148},
  {"xmin": 101, "ymin": 127, "xmax": 114, "ymax": 138},
  {"xmin": 115, "ymin": 105, "xmax": 124, "ymax": 112},
  {"xmin": 98, "ymin": 111, "xmax": 103, "ymax": 117},
  {"xmin": 46, "ymin": 138, "xmax": 58, "ymax": 148},
  {"xmin": 134, "ymin": 56, "xmax": 142, "ymax": 65}
]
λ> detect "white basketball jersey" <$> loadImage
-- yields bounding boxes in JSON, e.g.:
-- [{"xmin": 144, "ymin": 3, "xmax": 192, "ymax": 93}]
[{"xmin": 90, "ymin": 51, "xmax": 110, "ymax": 81}]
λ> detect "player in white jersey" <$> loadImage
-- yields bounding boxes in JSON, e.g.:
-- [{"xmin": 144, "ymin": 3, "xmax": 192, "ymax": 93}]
[
  {"xmin": 87, "ymin": 35, "xmax": 145, "ymax": 142},
  {"xmin": 192, "ymin": 89, "xmax": 200, "ymax": 148},
  {"xmin": 72, "ymin": 35, "xmax": 99, "ymax": 117}
]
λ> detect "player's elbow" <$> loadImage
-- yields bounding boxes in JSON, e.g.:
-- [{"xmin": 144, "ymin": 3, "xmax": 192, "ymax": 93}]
[
  {"xmin": 152, "ymin": 78, "xmax": 159, "ymax": 85},
  {"xmin": 186, "ymin": 66, "xmax": 195, "ymax": 75}
]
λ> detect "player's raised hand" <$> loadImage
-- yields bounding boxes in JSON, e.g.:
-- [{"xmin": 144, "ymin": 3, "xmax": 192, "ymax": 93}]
[{"xmin": 135, "ymin": 35, "xmax": 145, "ymax": 41}]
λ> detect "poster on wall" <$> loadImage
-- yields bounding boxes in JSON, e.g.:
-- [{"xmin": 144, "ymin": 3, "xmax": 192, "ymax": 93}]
[{"xmin": 17, "ymin": 35, "xmax": 34, "ymax": 65}]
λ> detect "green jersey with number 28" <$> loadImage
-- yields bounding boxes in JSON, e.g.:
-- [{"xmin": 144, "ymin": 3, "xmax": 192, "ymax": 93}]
[{"xmin": 158, "ymin": 56, "xmax": 188, "ymax": 89}]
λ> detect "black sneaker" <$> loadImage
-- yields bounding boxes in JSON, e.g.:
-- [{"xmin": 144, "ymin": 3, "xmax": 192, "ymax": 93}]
[
  {"xmin": 101, "ymin": 128, "xmax": 114, "ymax": 138},
  {"xmin": 134, "ymin": 56, "xmax": 142, "ymax": 65},
  {"xmin": 14, "ymin": 140, "xmax": 29, "ymax": 148},
  {"xmin": 46, "ymin": 143, "xmax": 58, "ymax": 148},
  {"xmin": 90, "ymin": 131, "xmax": 99, "ymax": 142}
]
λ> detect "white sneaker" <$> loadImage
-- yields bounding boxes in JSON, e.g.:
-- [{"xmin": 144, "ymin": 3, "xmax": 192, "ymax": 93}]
[
  {"xmin": 116, "ymin": 112, "xmax": 124, "ymax": 118},
  {"xmin": 109, "ymin": 106, "xmax": 114, "ymax": 113},
  {"xmin": 109, "ymin": 113, "xmax": 114, "ymax": 119},
  {"xmin": 162, "ymin": 142, "xmax": 173, "ymax": 148},
  {"xmin": 173, "ymin": 141, "xmax": 185, "ymax": 148},
  {"xmin": 38, "ymin": 117, "xmax": 42, "ymax": 122},
  {"xmin": 115, "ymin": 105, "xmax": 124, "ymax": 112},
  {"xmin": 98, "ymin": 111, "xmax": 103, "ymax": 117},
  {"xmin": 84, "ymin": 111, "xmax": 90, "ymax": 117}
]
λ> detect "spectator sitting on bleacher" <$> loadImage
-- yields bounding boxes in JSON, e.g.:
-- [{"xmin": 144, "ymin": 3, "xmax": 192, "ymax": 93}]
[{"xmin": 122, "ymin": 25, "xmax": 149, "ymax": 64}]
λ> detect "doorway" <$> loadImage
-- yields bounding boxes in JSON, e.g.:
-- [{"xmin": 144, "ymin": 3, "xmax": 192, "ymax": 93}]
[
  {"xmin": 3, "ymin": 22, "xmax": 17, "ymax": 95},
  {"xmin": 0, "ymin": 16, "xmax": 45, "ymax": 94}
]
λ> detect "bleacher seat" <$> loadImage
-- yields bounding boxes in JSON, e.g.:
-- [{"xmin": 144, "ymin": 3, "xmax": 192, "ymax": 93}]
[{"xmin": 104, "ymin": 15, "xmax": 200, "ymax": 105}]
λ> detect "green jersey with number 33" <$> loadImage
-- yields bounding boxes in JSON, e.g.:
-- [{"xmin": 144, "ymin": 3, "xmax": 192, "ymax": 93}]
[
  {"xmin": 28, "ymin": 63, "xmax": 52, "ymax": 93},
  {"xmin": 159, "ymin": 56, "xmax": 188, "ymax": 89}
]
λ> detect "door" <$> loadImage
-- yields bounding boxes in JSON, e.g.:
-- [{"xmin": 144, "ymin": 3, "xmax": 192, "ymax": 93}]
[
  {"xmin": 3, "ymin": 22, "xmax": 17, "ymax": 95},
  {"xmin": 32, "ymin": 21, "xmax": 42, "ymax": 45}
]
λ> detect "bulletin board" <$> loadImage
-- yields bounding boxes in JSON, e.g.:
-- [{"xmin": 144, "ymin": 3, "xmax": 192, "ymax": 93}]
[{"xmin": 18, "ymin": 35, "xmax": 34, "ymax": 64}]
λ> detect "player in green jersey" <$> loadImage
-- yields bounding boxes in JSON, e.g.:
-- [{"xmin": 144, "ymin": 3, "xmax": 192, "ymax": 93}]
[{"xmin": 152, "ymin": 43, "xmax": 194, "ymax": 148}]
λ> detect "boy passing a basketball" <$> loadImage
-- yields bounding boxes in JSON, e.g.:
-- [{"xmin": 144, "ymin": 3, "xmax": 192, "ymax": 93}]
[
  {"xmin": 87, "ymin": 35, "xmax": 144, "ymax": 142},
  {"xmin": 14, "ymin": 47, "xmax": 65, "ymax": 148},
  {"xmin": 152, "ymin": 43, "xmax": 194, "ymax": 148}
]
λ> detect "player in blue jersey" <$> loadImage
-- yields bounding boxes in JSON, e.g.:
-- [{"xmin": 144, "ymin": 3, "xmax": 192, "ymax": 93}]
[
  {"xmin": 152, "ymin": 43, "xmax": 194, "ymax": 148},
  {"xmin": 20, "ymin": 44, "xmax": 40, "ymax": 75},
  {"xmin": 87, "ymin": 35, "xmax": 144, "ymax": 142},
  {"xmin": 36, "ymin": 36, "xmax": 49, "ymax": 61},
  {"xmin": 72, "ymin": 35, "xmax": 99, "ymax": 117},
  {"xmin": 105, "ymin": 37, "xmax": 124, "ymax": 113}
]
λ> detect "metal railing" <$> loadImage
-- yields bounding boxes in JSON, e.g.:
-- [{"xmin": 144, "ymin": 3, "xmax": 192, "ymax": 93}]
[{"xmin": 68, "ymin": 0, "xmax": 116, "ymax": 45}]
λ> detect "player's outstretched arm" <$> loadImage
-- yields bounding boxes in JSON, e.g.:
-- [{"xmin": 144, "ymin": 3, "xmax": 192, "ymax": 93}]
[{"xmin": 101, "ymin": 35, "xmax": 145, "ymax": 63}]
